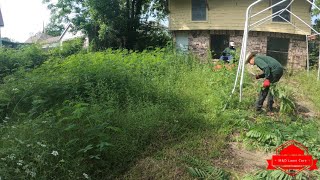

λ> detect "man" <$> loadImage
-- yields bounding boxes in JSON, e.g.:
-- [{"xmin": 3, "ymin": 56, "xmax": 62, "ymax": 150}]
[
  {"xmin": 245, "ymin": 52, "xmax": 284, "ymax": 112},
  {"xmin": 220, "ymin": 41, "xmax": 236, "ymax": 63}
]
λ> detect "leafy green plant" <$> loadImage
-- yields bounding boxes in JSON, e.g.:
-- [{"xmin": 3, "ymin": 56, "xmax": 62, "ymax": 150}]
[
  {"xmin": 243, "ymin": 170, "xmax": 320, "ymax": 180},
  {"xmin": 0, "ymin": 45, "xmax": 48, "ymax": 83},
  {"xmin": 49, "ymin": 38, "xmax": 86, "ymax": 58},
  {"xmin": 271, "ymin": 85, "xmax": 296, "ymax": 115},
  {"xmin": 187, "ymin": 166, "xmax": 229, "ymax": 180},
  {"xmin": 183, "ymin": 155, "xmax": 230, "ymax": 180}
]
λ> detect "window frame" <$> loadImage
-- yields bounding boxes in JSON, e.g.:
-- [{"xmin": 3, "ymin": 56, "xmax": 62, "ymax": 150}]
[
  {"xmin": 271, "ymin": 0, "xmax": 291, "ymax": 23},
  {"xmin": 191, "ymin": 0, "xmax": 208, "ymax": 22},
  {"xmin": 266, "ymin": 37, "xmax": 290, "ymax": 66}
]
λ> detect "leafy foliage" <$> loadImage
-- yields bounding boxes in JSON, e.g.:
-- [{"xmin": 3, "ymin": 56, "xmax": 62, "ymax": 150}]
[
  {"xmin": 43, "ymin": 0, "xmax": 170, "ymax": 50},
  {"xmin": 184, "ymin": 156, "xmax": 230, "ymax": 180},
  {"xmin": 44, "ymin": 20, "xmax": 65, "ymax": 37},
  {"xmin": 49, "ymin": 38, "xmax": 86, "ymax": 58},
  {"xmin": 271, "ymin": 85, "xmax": 296, "ymax": 115},
  {"xmin": 0, "ymin": 45, "xmax": 48, "ymax": 83},
  {"xmin": 244, "ymin": 170, "xmax": 320, "ymax": 180}
]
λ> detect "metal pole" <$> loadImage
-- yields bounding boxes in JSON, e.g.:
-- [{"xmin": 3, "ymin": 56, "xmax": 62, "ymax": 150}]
[
  {"xmin": 231, "ymin": 0, "xmax": 262, "ymax": 97},
  {"xmin": 239, "ymin": 1, "xmax": 294, "ymax": 101},
  {"xmin": 251, "ymin": 0, "xmax": 288, "ymax": 18},
  {"xmin": 318, "ymin": 39, "xmax": 320, "ymax": 80},
  {"xmin": 250, "ymin": 9, "xmax": 288, "ymax": 28},
  {"xmin": 250, "ymin": 0, "xmax": 294, "ymax": 28},
  {"xmin": 0, "ymin": 29, "xmax": 2, "ymax": 47},
  {"xmin": 287, "ymin": 10, "xmax": 320, "ymax": 35},
  {"xmin": 238, "ymin": 4, "xmax": 257, "ymax": 101},
  {"xmin": 306, "ymin": 0, "xmax": 320, "ymax": 11},
  {"xmin": 306, "ymin": 35, "xmax": 309, "ymax": 73},
  {"xmin": 229, "ymin": 0, "xmax": 320, "ymax": 103}
]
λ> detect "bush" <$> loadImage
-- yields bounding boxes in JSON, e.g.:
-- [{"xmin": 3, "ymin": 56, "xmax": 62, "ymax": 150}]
[
  {"xmin": 49, "ymin": 38, "xmax": 86, "ymax": 58},
  {"xmin": 0, "ymin": 45, "xmax": 48, "ymax": 83}
]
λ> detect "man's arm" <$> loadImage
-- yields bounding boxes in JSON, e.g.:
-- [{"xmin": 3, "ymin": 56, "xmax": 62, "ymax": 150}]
[{"xmin": 255, "ymin": 57, "xmax": 271, "ymax": 79}]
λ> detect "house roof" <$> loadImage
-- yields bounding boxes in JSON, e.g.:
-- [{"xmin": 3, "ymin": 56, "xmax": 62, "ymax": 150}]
[
  {"xmin": 25, "ymin": 32, "xmax": 53, "ymax": 43},
  {"xmin": 41, "ymin": 36, "xmax": 60, "ymax": 44},
  {"xmin": 0, "ymin": 8, "xmax": 4, "ymax": 27},
  {"xmin": 59, "ymin": 23, "xmax": 73, "ymax": 41}
]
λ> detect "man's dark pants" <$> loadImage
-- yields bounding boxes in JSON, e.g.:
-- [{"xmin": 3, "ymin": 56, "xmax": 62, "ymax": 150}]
[{"xmin": 256, "ymin": 69, "xmax": 283, "ymax": 111}]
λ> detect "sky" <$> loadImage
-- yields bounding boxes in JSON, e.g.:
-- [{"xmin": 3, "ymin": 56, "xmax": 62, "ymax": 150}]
[{"xmin": 0, "ymin": 0, "xmax": 51, "ymax": 42}]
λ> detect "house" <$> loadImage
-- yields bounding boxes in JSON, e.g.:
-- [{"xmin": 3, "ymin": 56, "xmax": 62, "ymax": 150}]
[
  {"xmin": 25, "ymin": 32, "xmax": 54, "ymax": 44},
  {"xmin": 25, "ymin": 23, "xmax": 88, "ymax": 49},
  {"xmin": 59, "ymin": 23, "xmax": 88, "ymax": 47},
  {"xmin": 169, "ymin": 0, "xmax": 312, "ymax": 69},
  {"xmin": 0, "ymin": 8, "xmax": 4, "ymax": 27}
]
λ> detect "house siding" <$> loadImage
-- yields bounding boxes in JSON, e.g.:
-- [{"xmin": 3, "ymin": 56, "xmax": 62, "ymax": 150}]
[{"xmin": 169, "ymin": 0, "xmax": 311, "ymax": 35}]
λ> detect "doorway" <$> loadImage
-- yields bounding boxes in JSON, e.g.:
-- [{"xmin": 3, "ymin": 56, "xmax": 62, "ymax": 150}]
[{"xmin": 211, "ymin": 35, "xmax": 230, "ymax": 59}]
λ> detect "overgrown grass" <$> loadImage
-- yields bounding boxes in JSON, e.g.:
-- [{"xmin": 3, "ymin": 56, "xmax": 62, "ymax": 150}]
[
  {"xmin": 0, "ymin": 49, "xmax": 242, "ymax": 179},
  {"xmin": 1, "ymin": 47, "xmax": 319, "ymax": 179},
  {"xmin": 290, "ymin": 70, "xmax": 320, "ymax": 111}
]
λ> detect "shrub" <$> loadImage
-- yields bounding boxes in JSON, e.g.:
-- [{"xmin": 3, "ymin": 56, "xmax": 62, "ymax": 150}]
[{"xmin": 0, "ymin": 45, "xmax": 47, "ymax": 83}]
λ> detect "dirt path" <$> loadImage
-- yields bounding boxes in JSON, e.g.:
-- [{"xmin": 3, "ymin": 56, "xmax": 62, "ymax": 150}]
[{"xmin": 213, "ymin": 142, "xmax": 273, "ymax": 177}]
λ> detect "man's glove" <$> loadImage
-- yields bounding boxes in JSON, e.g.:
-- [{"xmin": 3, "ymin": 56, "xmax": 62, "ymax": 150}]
[{"xmin": 263, "ymin": 79, "xmax": 270, "ymax": 88}]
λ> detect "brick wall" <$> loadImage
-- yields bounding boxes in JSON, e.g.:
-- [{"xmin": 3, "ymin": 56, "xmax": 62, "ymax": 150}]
[
  {"xmin": 188, "ymin": 30, "xmax": 210, "ymax": 60},
  {"xmin": 176, "ymin": 30, "xmax": 307, "ymax": 70}
]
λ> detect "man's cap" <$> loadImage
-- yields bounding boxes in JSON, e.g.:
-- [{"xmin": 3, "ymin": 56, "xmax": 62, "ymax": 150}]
[
  {"xmin": 229, "ymin": 41, "xmax": 235, "ymax": 47},
  {"xmin": 245, "ymin": 51, "xmax": 258, "ymax": 63}
]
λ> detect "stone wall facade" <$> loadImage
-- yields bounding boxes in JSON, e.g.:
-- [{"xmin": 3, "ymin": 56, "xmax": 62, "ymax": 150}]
[
  {"xmin": 174, "ymin": 30, "xmax": 307, "ymax": 69},
  {"xmin": 188, "ymin": 30, "xmax": 211, "ymax": 60}
]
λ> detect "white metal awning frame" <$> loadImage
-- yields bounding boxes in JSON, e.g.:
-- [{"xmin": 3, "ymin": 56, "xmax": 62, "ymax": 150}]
[{"xmin": 232, "ymin": 0, "xmax": 320, "ymax": 102}]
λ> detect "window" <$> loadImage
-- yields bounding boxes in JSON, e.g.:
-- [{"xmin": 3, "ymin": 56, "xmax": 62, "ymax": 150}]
[
  {"xmin": 176, "ymin": 32, "xmax": 189, "ymax": 52},
  {"xmin": 192, "ymin": 0, "xmax": 207, "ymax": 21},
  {"xmin": 267, "ymin": 37, "xmax": 290, "ymax": 66},
  {"xmin": 272, "ymin": 0, "xmax": 291, "ymax": 22}
]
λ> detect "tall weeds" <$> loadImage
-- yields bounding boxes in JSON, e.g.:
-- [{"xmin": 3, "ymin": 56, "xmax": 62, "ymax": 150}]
[{"xmin": 0, "ymin": 48, "xmax": 237, "ymax": 179}]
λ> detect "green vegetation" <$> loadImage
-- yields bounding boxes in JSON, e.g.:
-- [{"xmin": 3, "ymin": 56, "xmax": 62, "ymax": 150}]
[
  {"xmin": 0, "ymin": 48, "xmax": 238, "ymax": 179},
  {"xmin": 0, "ymin": 47, "xmax": 319, "ymax": 179},
  {"xmin": 49, "ymin": 38, "xmax": 86, "ymax": 58},
  {"xmin": 291, "ymin": 71, "xmax": 320, "ymax": 110},
  {"xmin": 0, "ymin": 45, "xmax": 47, "ymax": 83},
  {"xmin": 43, "ymin": 0, "xmax": 170, "ymax": 50}
]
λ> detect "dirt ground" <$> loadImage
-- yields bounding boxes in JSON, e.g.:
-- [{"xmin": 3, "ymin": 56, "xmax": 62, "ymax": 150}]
[{"xmin": 212, "ymin": 141, "xmax": 273, "ymax": 177}]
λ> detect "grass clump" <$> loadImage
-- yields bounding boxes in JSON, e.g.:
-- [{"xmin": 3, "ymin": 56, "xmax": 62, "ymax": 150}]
[{"xmin": 290, "ymin": 71, "xmax": 320, "ymax": 111}]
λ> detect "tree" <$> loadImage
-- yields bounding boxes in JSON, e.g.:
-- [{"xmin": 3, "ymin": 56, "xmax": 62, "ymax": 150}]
[
  {"xmin": 309, "ymin": 1, "xmax": 320, "ymax": 68},
  {"xmin": 45, "ymin": 20, "xmax": 65, "ymax": 37},
  {"xmin": 42, "ymin": 0, "xmax": 170, "ymax": 50}
]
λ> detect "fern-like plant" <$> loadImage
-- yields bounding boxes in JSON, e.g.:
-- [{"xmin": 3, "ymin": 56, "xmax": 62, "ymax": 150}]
[
  {"xmin": 271, "ymin": 85, "xmax": 296, "ymax": 115},
  {"xmin": 183, "ymin": 155, "xmax": 230, "ymax": 180},
  {"xmin": 187, "ymin": 166, "xmax": 229, "ymax": 180}
]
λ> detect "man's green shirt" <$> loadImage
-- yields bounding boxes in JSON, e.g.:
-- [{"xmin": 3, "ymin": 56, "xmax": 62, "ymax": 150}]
[{"xmin": 254, "ymin": 55, "xmax": 283, "ymax": 81}]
